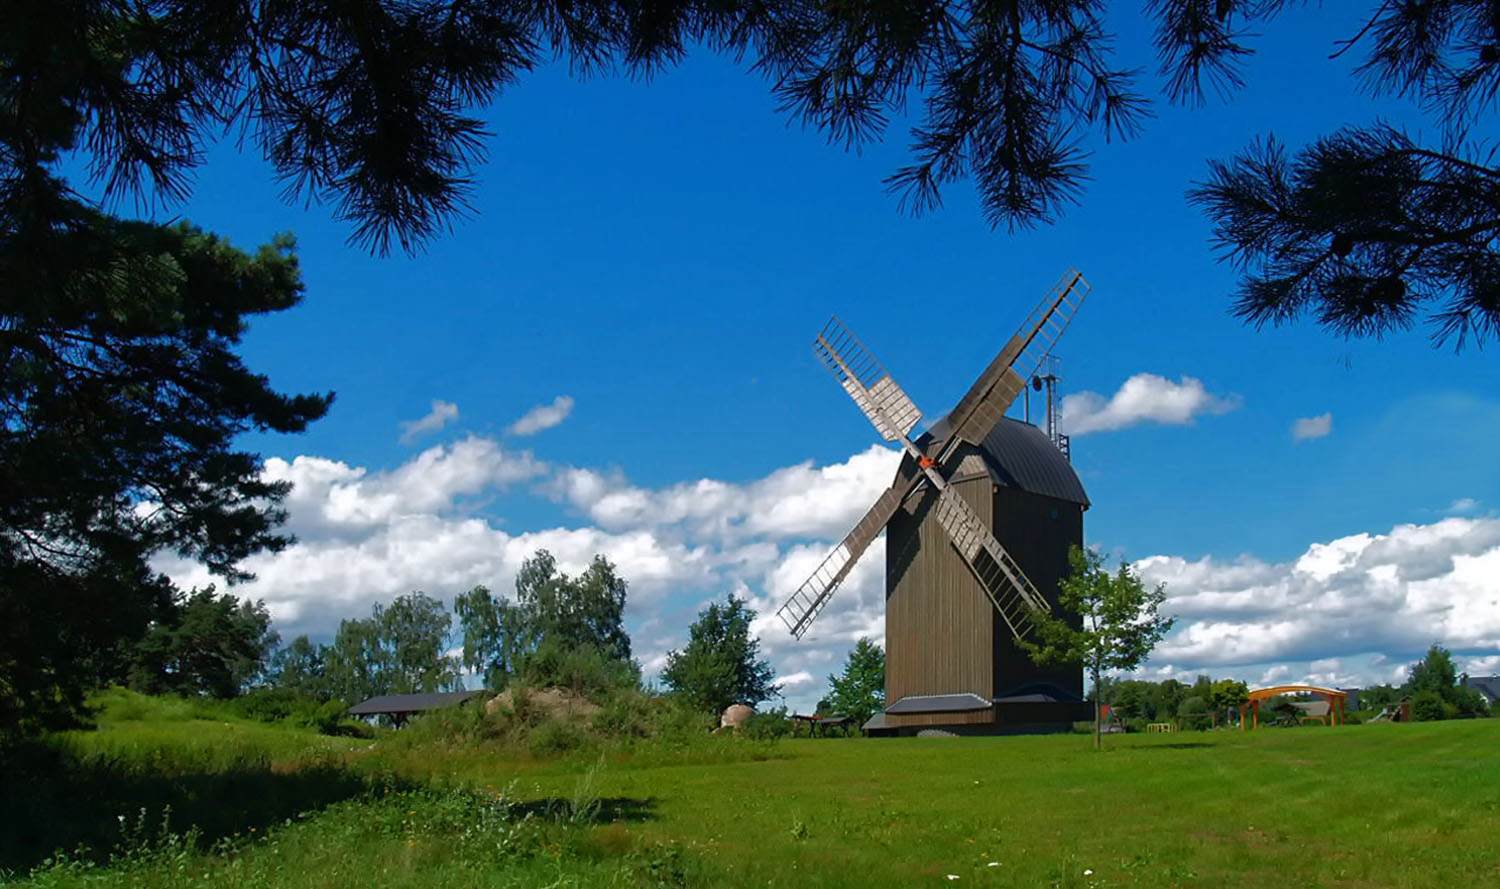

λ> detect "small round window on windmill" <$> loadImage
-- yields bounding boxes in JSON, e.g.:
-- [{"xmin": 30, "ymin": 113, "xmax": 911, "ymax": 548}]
[{"xmin": 1050, "ymin": 507, "xmax": 1059, "ymax": 520}]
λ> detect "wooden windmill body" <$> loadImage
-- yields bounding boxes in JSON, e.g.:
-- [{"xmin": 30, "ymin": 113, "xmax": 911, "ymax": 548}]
[{"xmin": 777, "ymin": 270, "xmax": 1093, "ymax": 735}]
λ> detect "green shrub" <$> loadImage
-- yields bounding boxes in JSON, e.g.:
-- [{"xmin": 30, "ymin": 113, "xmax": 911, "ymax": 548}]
[
  {"xmin": 592, "ymin": 689, "xmax": 653, "ymax": 739},
  {"xmin": 517, "ymin": 641, "xmax": 639, "ymax": 702},
  {"xmin": 528, "ymin": 717, "xmax": 588, "ymax": 757},
  {"xmin": 740, "ymin": 708, "xmax": 791, "ymax": 740},
  {"xmin": 1411, "ymin": 690, "xmax": 1447, "ymax": 722}
]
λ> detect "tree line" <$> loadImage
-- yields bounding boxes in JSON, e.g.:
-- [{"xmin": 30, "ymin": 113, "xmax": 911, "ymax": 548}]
[
  {"xmin": 80, "ymin": 549, "xmax": 782, "ymax": 729},
  {"xmin": 1096, "ymin": 644, "xmax": 1491, "ymax": 730}
]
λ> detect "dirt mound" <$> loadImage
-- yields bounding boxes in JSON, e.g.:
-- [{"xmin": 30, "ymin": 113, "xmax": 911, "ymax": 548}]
[{"xmin": 485, "ymin": 686, "xmax": 600, "ymax": 721}]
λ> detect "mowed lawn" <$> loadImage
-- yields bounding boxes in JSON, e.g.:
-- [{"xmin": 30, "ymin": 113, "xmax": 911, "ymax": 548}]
[
  {"xmin": 9, "ymin": 714, "xmax": 1500, "ymax": 888},
  {"xmin": 509, "ymin": 723, "xmax": 1500, "ymax": 887}
]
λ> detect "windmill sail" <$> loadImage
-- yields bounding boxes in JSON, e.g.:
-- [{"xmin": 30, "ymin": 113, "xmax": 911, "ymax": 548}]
[
  {"xmin": 815, "ymin": 316, "xmax": 922, "ymax": 443},
  {"xmin": 930, "ymin": 486, "xmax": 1051, "ymax": 641},
  {"xmin": 944, "ymin": 269, "xmax": 1089, "ymax": 449},
  {"xmin": 776, "ymin": 479, "xmax": 913, "ymax": 639}
]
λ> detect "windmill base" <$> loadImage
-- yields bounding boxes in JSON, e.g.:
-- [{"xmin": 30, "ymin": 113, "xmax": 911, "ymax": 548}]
[{"xmin": 863, "ymin": 699, "xmax": 1092, "ymax": 737}]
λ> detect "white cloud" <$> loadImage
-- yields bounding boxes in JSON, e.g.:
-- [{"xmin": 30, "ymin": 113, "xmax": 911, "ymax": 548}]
[
  {"xmin": 549, "ymin": 444, "xmax": 901, "ymax": 545},
  {"xmin": 776, "ymin": 671, "xmax": 817, "ymax": 690},
  {"xmin": 1291, "ymin": 412, "xmax": 1332, "ymax": 441},
  {"xmin": 1060, "ymin": 373, "xmax": 1239, "ymax": 436},
  {"xmin": 508, "ymin": 395, "xmax": 575, "ymax": 436},
  {"xmin": 399, "ymin": 400, "xmax": 459, "ymax": 443},
  {"xmin": 1447, "ymin": 497, "xmax": 1481, "ymax": 516},
  {"xmin": 264, "ymin": 437, "xmax": 547, "ymax": 539},
  {"xmin": 1136, "ymin": 516, "xmax": 1500, "ymax": 672}
]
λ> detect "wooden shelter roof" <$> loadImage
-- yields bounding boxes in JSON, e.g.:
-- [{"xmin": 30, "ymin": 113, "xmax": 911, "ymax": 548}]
[
  {"xmin": 346, "ymin": 691, "xmax": 480, "ymax": 716},
  {"xmin": 1244, "ymin": 685, "xmax": 1348, "ymax": 706},
  {"xmin": 885, "ymin": 692, "xmax": 993, "ymax": 714}
]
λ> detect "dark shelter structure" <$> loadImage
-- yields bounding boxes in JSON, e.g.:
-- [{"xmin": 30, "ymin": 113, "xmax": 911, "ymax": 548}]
[
  {"xmin": 347, "ymin": 691, "xmax": 480, "ymax": 727},
  {"xmin": 777, "ymin": 269, "xmax": 1093, "ymax": 735}
]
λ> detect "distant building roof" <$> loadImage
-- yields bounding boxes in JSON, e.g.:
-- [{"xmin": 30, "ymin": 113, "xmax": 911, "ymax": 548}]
[
  {"xmin": 886, "ymin": 693, "xmax": 993, "ymax": 714},
  {"xmin": 1290, "ymin": 700, "xmax": 1330, "ymax": 717},
  {"xmin": 1465, "ymin": 675, "xmax": 1500, "ymax": 703},
  {"xmin": 912, "ymin": 416, "xmax": 1089, "ymax": 507},
  {"xmin": 347, "ymin": 691, "xmax": 480, "ymax": 716}
]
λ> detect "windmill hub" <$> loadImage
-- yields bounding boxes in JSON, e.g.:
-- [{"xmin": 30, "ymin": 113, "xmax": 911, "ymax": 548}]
[{"xmin": 777, "ymin": 269, "xmax": 1095, "ymax": 736}]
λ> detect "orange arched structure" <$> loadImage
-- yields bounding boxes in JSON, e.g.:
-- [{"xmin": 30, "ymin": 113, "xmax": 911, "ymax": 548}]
[{"xmin": 1240, "ymin": 685, "xmax": 1347, "ymax": 729}]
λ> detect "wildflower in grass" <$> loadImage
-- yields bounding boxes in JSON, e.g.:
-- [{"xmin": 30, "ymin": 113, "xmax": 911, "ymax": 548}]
[
  {"xmin": 946, "ymin": 876, "xmax": 960, "ymax": 881},
  {"xmin": 986, "ymin": 863, "xmax": 999, "ymax": 868},
  {"xmin": 1084, "ymin": 869, "xmax": 1093, "ymax": 876}
]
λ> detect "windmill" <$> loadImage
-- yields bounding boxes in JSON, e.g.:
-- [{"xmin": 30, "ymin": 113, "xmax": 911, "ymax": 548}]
[{"xmin": 777, "ymin": 269, "xmax": 1093, "ymax": 734}]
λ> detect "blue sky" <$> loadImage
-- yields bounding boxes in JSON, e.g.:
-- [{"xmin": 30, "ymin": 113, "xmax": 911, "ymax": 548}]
[{"xmin": 120, "ymin": 5, "xmax": 1500, "ymax": 708}]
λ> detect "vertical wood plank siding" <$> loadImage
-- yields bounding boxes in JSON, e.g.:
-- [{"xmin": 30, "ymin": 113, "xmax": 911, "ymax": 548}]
[
  {"xmin": 885, "ymin": 465, "xmax": 995, "ymax": 704},
  {"xmin": 989, "ymin": 487, "xmax": 1086, "ymax": 699}
]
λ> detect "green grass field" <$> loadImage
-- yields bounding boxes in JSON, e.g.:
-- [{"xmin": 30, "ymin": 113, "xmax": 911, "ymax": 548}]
[{"xmin": 6, "ymin": 694, "xmax": 1499, "ymax": 888}]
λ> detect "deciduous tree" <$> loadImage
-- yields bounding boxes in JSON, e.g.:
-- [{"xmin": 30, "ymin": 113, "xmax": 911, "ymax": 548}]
[
  {"xmin": 323, "ymin": 593, "xmax": 462, "ymax": 703},
  {"xmin": 1209, "ymin": 678, "xmax": 1250, "ymax": 727},
  {"xmin": 1022, "ymin": 545, "xmax": 1175, "ymax": 750},
  {"xmin": 662, "ymin": 595, "xmax": 778, "ymax": 716},
  {"xmin": 825, "ymin": 638, "xmax": 885, "ymax": 727},
  {"xmin": 267, "ymin": 635, "xmax": 330, "ymax": 700},
  {"xmin": 459, "ymin": 552, "xmax": 637, "ymax": 693}
]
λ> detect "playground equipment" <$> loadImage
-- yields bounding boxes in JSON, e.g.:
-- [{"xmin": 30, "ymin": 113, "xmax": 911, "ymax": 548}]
[{"xmin": 1239, "ymin": 685, "xmax": 1349, "ymax": 729}]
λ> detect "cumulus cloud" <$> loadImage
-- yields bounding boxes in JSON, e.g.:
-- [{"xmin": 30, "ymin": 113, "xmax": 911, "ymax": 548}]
[
  {"xmin": 508, "ymin": 395, "xmax": 575, "ymax": 436},
  {"xmin": 1136, "ymin": 516, "xmax": 1500, "ymax": 671},
  {"xmin": 399, "ymin": 400, "xmax": 459, "ymax": 443},
  {"xmin": 1291, "ymin": 412, "xmax": 1333, "ymax": 441},
  {"xmin": 549, "ymin": 444, "xmax": 901, "ymax": 545},
  {"xmin": 264, "ymin": 437, "xmax": 547, "ymax": 540},
  {"xmin": 776, "ymin": 671, "xmax": 817, "ymax": 690},
  {"xmin": 1060, "ymin": 373, "xmax": 1239, "ymax": 436}
]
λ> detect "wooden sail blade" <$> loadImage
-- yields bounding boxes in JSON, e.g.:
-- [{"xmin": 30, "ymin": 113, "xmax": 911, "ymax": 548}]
[
  {"xmin": 814, "ymin": 316, "xmax": 922, "ymax": 443},
  {"xmin": 930, "ymin": 486, "xmax": 1051, "ymax": 641},
  {"xmin": 776, "ymin": 477, "xmax": 915, "ymax": 639},
  {"xmin": 944, "ymin": 269, "xmax": 1089, "ymax": 449}
]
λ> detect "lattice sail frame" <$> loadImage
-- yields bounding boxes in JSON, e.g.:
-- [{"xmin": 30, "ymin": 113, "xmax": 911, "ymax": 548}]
[{"xmin": 814, "ymin": 317, "xmax": 922, "ymax": 442}]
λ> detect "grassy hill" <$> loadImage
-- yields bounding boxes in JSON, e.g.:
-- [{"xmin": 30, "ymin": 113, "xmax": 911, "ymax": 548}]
[{"xmin": 5, "ymin": 692, "xmax": 1498, "ymax": 888}]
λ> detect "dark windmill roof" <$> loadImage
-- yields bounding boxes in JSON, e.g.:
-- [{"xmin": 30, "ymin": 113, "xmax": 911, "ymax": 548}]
[
  {"xmin": 913, "ymin": 415, "xmax": 1089, "ymax": 508},
  {"xmin": 346, "ymin": 691, "xmax": 480, "ymax": 716}
]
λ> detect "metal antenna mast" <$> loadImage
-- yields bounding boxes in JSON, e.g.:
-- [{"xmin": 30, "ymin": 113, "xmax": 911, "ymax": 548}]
[{"xmin": 1030, "ymin": 355, "xmax": 1069, "ymax": 462}]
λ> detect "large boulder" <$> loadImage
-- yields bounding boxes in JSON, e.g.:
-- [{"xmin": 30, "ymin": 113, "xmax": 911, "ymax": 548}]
[{"xmin": 720, "ymin": 703, "xmax": 754, "ymax": 730}]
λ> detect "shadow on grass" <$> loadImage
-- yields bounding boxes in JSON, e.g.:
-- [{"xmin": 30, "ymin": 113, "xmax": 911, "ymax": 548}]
[
  {"xmin": 509, "ymin": 796, "xmax": 659, "ymax": 824},
  {"xmin": 0, "ymin": 741, "xmax": 391, "ymax": 875}
]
